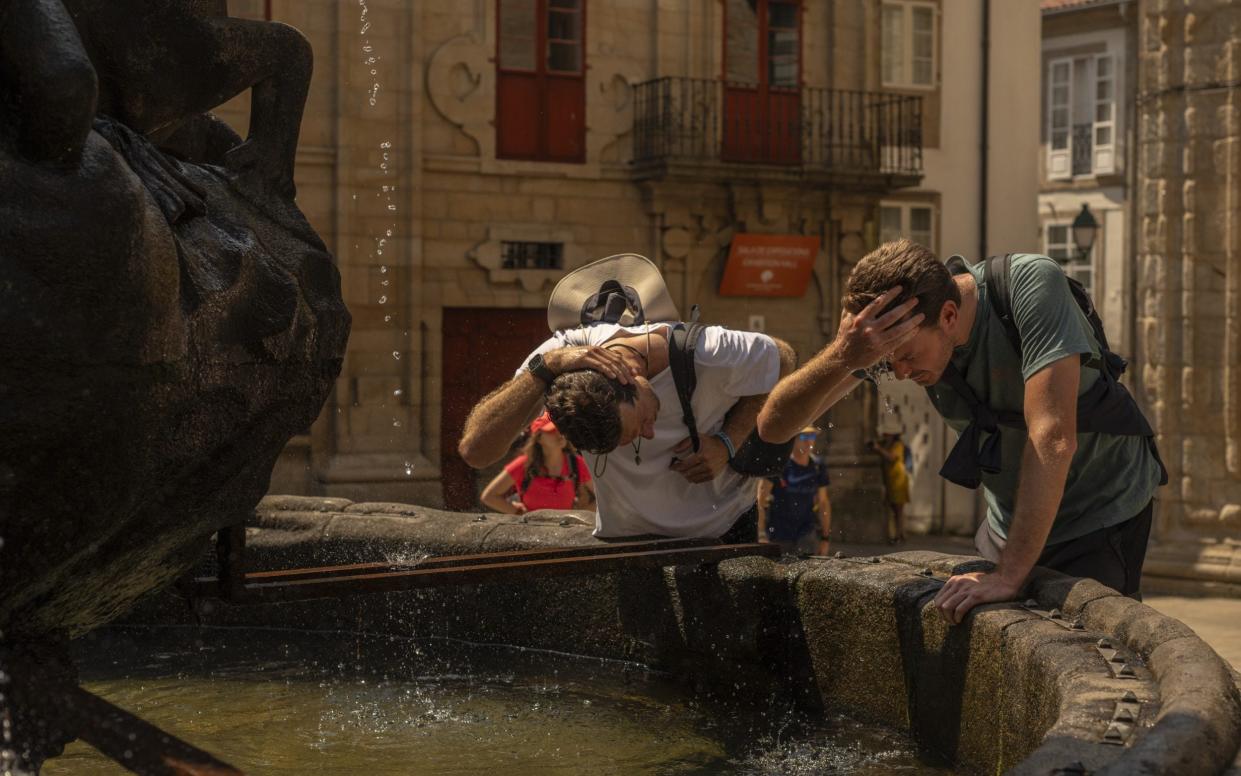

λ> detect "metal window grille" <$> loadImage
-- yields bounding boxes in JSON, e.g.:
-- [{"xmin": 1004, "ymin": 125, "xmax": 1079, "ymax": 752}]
[{"xmin": 501, "ymin": 241, "xmax": 564, "ymax": 270}]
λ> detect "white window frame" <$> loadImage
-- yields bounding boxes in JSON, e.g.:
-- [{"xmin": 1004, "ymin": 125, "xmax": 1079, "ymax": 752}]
[
  {"xmin": 1044, "ymin": 222, "xmax": 1093, "ymax": 295},
  {"xmin": 1045, "ymin": 51, "xmax": 1117, "ymax": 180},
  {"xmin": 879, "ymin": 201, "xmax": 936, "ymax": 251},
  {"xmin": 1047, "ymin": 57, "xmax": 1073, "ymax": 180},
  {"xmin": 1093, "ymin": 54, "xmax": 1115, "ymax": 174},
  {"xmin": 881, "ymin": 1, "xmax": 938, "ymax": 90}
]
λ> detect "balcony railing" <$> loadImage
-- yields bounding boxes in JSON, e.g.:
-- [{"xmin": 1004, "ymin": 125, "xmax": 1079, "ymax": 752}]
[{"xmin": 633, "ymin": 77, "xmax": 923, "ymax": 179}]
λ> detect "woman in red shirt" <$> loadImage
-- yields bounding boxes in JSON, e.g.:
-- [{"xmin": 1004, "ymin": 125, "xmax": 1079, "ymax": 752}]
[{"xmin": 480, "ymin": 413, "xmax": 594, "ymax": 514}]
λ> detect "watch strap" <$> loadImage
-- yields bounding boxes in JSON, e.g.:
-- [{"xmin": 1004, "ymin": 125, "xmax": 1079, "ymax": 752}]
[{"xmin": 527, "ymin": 354, "xmax": 556, "ymax": 385}]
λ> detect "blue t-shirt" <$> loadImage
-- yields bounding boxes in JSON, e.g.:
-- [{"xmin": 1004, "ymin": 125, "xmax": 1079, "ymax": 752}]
[{"xmin": 765, "ymin": 458, "xmax": 830, "ymax": 540}]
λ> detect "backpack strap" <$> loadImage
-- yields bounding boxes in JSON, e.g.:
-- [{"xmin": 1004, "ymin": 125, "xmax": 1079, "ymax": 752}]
[
  {"xmin": 983, "ymin": 254, "xmax": 1022, "ymax": 358},
  {"xmin": 667, "ymin": 308, "xmax": 704, "ymax": 454}
]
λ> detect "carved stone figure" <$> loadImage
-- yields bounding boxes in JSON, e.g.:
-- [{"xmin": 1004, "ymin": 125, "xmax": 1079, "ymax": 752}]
[{"xmin": 0, "ymin": 2, "xmax": 350, "ymax": 771}]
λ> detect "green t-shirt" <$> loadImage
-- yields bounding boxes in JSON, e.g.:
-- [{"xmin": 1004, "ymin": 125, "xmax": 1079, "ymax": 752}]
[{"xmin": 925, "ymin": 254, "xmax": 1162, "ymax": 545}]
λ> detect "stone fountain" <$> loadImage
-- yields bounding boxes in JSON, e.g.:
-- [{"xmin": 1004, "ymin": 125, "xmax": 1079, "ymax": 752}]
[{"xmin": 0, "ymin": 1, "xmax": 349, "ymax": 771}]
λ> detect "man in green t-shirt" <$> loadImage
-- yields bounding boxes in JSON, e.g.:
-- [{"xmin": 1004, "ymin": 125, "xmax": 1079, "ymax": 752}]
[{"xmin": 757, "ymin": 239, "xmax": 1164, "ymax": 624}]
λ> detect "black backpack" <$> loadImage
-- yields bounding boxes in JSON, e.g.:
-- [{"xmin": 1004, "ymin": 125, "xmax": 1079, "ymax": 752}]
[
  {"xmin": 932, "ymin": 253, "xmax": 1167, "ymax": 489},
  {"xmin": 977, "ymin": 253, "xmax": 1127, "ymax": 379},
  {"xmin": 667, "ymin": 307, "xmax": 794, "ymax": 478}
]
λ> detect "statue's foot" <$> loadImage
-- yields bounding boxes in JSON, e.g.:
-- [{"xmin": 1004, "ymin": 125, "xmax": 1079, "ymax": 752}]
[{"xmin": 224, "ymin": 140, "xmax": 296, "ymax": 200}]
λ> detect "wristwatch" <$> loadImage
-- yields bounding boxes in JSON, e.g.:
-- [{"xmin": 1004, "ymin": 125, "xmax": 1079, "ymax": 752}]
[{"xmin": 526, "ymin": 352, "xmax": 557, "ymax": 385}]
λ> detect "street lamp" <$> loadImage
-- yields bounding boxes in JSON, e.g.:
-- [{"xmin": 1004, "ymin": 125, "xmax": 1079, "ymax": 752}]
[{"xmin": 1072, "ymin": 203, "xmax": 1099, "ymax": 260}]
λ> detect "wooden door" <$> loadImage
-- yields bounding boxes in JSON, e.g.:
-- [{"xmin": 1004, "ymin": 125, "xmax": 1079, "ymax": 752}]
[
  {"xmin": 440, "ymin": 308, "xmax": 550, "ymax": 511},
  {"xmin": 722, "ymin": 0, "xmax": 801, "ymax": 164}
]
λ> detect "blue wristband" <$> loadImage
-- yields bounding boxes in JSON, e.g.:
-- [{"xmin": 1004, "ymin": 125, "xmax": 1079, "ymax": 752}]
[{"xmin": 715, "ymin": 431, "xmax": 736, "ymax": 460}]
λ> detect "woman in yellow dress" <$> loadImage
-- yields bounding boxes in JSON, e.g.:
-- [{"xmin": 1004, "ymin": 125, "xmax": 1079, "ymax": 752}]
[{"xmin": 870, "ymin": 431, "xmax": 910, "ymax": 544}]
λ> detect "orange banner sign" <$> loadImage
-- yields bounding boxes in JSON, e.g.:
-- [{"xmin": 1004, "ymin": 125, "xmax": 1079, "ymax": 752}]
[{"xmin": 718, "ymin": 234, "xmax": 821, "ymax": 297}]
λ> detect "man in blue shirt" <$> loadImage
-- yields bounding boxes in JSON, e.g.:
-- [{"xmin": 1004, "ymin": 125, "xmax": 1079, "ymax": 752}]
[{"xmin": 757, "ymin": 426, "xmax": 831, "ymax": 555}]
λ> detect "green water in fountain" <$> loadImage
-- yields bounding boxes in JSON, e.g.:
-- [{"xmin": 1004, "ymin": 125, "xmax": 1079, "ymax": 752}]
[{"xmin": 44, "ymin": 627, "xmax": 953, "ymax": 775}]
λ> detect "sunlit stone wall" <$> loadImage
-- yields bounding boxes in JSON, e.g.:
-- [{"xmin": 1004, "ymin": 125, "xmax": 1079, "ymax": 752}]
[{"xmin": 1136, "ymin": 0, "xmax": 1241, "ymax": 585}]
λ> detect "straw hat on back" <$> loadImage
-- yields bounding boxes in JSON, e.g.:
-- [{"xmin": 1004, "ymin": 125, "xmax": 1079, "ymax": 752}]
[{"xmin": 547, "ymin": 253, "xmax": 680, "ymax": 333}]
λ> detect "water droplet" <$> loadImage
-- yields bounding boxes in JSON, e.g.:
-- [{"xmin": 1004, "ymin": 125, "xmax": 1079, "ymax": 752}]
[
  {"xmin": 392, "ymin": 420, "xmax": 402, "ymax": 428},
  {"xmin": 392, "ymin": 351, "xmax": 401, "ymax": 360},
  {"xmin": 380, "ymin": 141, "xmax": 392, "ymax": 149},
  {"xmin": 378, "ymin": 295, "xmax": 387, "ymax": 304},
  {"xmin": 393, "ymin": 389, "xmax": 403, "ymax": 397},
  {"xmin": 404, "ymin": 461, "xmax": 414, "ymax": 476},
  {"xmin": 384, "ymin": 315, "xmax": 392, "ymax": 323},
  {"xmin": 381, "ymin": 280, "xmax": 389, "ymax": 287},
  {"xmin": 385, "ymin": 228, "xmax": 394, "ymax": 237},
  {"xmin": 387, "ymin": 204, "xmax": 397, "ymax": 211},
  {"xmin": 380, "ymin": 265, "xmax": 388, "ymax": 274}
]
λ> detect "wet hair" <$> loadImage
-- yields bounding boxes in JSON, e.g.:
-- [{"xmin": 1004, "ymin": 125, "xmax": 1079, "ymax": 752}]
[
  {"xmin": 544, "ymin": 370, "xmax": 637, "ymax": 455},
  {"xmin": 843, "ymin": 238, "xmax": 960, "ymax": 326}
]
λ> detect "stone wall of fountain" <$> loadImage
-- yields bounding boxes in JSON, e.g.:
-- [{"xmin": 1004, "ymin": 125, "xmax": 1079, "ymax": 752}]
[{"xmin": 121, "ymin": 497, "xmax": 1241, "ymax": 775}]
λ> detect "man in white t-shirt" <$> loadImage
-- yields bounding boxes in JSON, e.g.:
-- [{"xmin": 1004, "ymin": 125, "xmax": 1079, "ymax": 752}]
[{"xmin": 458, "ymin": 321, "xmax": 794, "ymax": 539}]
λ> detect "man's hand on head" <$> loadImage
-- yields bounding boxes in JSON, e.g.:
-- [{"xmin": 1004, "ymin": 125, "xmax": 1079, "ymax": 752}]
[
  {"xmin": 543, "ymin": 345, "xmax": 640, "ymax": 384},
  {"xmin": 932, "ymin": 571, "xmax": 1022, "ymax": 625},
  {"xmin": 669, "ymin": 435, "xmax": 730, "ymax": 484},
  {"xmin": 834, "ymin": 286, "xmax": 925, "ymax": 371}
]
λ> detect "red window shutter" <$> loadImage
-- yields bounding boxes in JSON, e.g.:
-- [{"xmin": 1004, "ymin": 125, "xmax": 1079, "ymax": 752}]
[
  {"xmin": 497, "ymin": 73, "xmax": 541, "ymax": 159},
  {"xmin": 543, "ymin": 77, "xmax": 585, "ymax": 162}
]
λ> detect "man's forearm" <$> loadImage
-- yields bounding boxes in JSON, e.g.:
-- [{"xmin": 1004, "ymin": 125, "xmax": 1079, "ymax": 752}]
[
  {"xmin": 722, "ymin": 394, "xmax": 764, "ymax": 447},
  {"xmin": 758, "ymin": 343, "xmax": 858, "ymax": 443},
  {"xmin": 995, "ymin": 433, "xmax": 1075, "ymax": 587},
  {"xmin": 458, "ymin": 372, "xmax": 546, "ymax": 467}
]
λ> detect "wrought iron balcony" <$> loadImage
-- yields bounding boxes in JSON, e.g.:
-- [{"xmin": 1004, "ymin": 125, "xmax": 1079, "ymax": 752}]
[{"xmin": 632, "ymin": 77, "xmax": 923, "ymax": 185}]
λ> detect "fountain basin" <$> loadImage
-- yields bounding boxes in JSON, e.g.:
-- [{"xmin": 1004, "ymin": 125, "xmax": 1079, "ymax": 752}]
[{"xmin": 112, "ymin": 496, "xmax": 1241, "ymax": 775}]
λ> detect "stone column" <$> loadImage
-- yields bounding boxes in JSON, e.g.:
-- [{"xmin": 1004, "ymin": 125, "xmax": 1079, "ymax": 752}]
[{"xmin": 1137, "ymin": 0, "xmax": 1241, "ymax": 584}]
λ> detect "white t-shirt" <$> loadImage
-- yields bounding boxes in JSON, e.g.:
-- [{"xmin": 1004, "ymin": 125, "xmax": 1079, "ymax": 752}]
[{"xmin": 517, "ymin": 323, "xmax": 781, "ymax": 538}]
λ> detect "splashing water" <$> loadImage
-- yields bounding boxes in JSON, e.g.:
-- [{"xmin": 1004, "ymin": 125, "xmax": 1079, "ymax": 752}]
[
  {"xmin": 385, "ymin": 548, "xmax": 429, "ymax": 567},
  {"xmin": 857, "ymin": 358, "xmax": 895, "ymax": 385},
  {"xmin": 356, "ymin": 3, "xmax": 402, "ymax": 445}
]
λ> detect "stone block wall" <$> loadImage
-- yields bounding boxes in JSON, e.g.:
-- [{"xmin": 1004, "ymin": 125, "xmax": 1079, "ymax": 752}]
[{"xmin": 1135, "ymin": 0, "xmax": 1241, "ymax": 583}]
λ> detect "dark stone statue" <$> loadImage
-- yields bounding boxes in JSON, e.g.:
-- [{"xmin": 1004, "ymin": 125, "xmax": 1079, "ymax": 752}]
[{"xmin": 0, "ymin": 1, "xmax": 351, "ymax": 770}]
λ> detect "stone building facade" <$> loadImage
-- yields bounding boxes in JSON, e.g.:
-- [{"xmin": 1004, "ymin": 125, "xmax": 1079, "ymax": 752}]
[
  {"xmin": 215, "ymin": 0, "xmax": 1039, "ymax": 540},
  {"xmin": 1039, "ymin": 0, "xmax": 1140, "ymax": 359},
  {"xmin": 1135, "ymin": 0, "xmax": 1241, "ymax": 588}
]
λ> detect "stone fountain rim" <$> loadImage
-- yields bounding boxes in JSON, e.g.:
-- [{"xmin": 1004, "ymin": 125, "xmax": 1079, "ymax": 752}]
[{"xmin": 118, "ymin": 495, "xmax": 1241, "ymax": 775}]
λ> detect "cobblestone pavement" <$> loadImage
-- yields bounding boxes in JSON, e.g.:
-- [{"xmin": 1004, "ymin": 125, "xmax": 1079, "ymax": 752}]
[{"xmin": 829, "ymin": 533, "xmax": 1241, "ymax": 671}]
